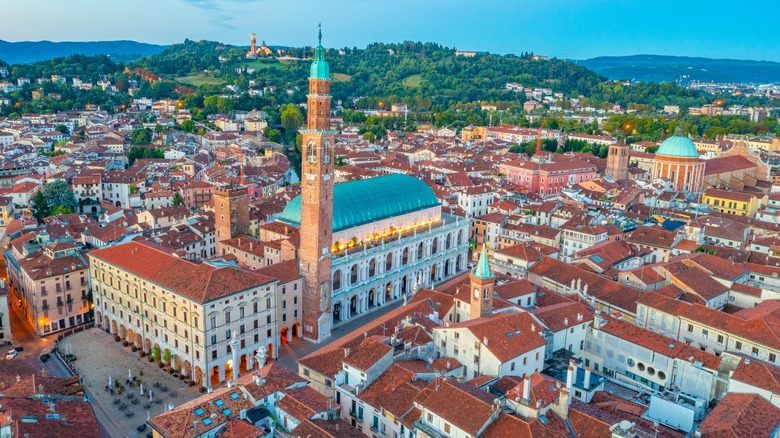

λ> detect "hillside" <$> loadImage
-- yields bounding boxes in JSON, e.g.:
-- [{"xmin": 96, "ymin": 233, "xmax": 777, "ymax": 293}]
[
  {"xmin": 0, "ymin": 40, "xmax": 167, "ymax": 64},
  {"xmin": 580, "ymin": 54, "xmax": 780, "ymax": 84}
]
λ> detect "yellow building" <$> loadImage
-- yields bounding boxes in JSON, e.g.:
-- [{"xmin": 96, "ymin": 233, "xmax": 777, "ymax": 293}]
[{"xmin": 701, "ymin": 188, "xmax": 767, "ymax": 217}]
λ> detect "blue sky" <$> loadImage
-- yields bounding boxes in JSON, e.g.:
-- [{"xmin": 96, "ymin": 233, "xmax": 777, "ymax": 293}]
[{"xmin": 2, "ymin": 0, "xmax": 778, "ymax": 61}]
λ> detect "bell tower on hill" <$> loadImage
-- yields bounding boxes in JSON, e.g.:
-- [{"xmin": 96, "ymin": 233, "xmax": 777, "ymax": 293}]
[{"xmin": 299, "ymin": 25, "xmax": 336, "ymax": 343}]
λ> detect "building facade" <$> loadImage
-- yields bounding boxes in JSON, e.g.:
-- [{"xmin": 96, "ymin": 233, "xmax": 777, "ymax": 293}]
[
  {"xmin": 90, "ymin": 242, "xmax": 279, "ymax": 388},
  {"xmin": 651, "ymin": 129, "xmax": 705, "ymax": 193},
  {"xmin": 605, "ymin": 143, "xmax": 629, "ymax": 181}
]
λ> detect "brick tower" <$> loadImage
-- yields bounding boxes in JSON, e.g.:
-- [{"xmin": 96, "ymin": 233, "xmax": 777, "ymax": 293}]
[
  {"xmin": 214, "ymin": 186, "xmax": 249, "ymax": 241},
  {"xmin": 299, "ymin": 26, "xmax": 335, "ymax": 343},
  {"xmin": 606, "ymin": 143, "xmax": 629, "ymax": 181},
  {"xmin": 470, "ymin": 245, "xmax": 494, "ymax": 320}
]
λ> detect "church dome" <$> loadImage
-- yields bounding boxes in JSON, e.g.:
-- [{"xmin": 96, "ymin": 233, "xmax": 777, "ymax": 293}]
[
  {"xmin": 279, "ymin": 174, "xmax": 441, "ymax": 232},
  {"xmin": 656, "ymin": 127, "xmax": 699, "ymax": 158}
]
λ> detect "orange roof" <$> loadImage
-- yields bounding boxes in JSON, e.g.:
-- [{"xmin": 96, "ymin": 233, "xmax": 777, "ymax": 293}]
[
  {"xmin": 435, "ymin": 311, "xmax": 546, "ymax": 361},
  {"xmin": 89, "ymin": 241, "xmax": 275, "ymax": 303},
  {"xmin": 697, "ymin": 393, "xmax": 780, "ymax": 437}
]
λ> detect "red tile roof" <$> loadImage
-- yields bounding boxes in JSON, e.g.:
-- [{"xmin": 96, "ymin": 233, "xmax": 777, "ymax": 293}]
[
  {"xmin": 436, "ymin": 311, "xmax": 546, "ymax": 361},
  {"xmin": 414, "ymin": 379, "xmax": 495, "ymax": 436},
  {"xmin": 697, "ymin": 393, "xmax": 780, "ymax": 437},
  {"xmin": 89, "ymin": 241, "xmax": 275, "ymax": 303}
]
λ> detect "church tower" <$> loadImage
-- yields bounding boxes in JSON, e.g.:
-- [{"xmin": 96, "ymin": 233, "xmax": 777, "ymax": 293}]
[
  {"xmin": 605, "ymin": 143, "xmax": 629, "ymax": 181},
  {"xmin": 470, "ymin": 245, "xmax": 494, "ymax": 320},
  {"xmin": 299, "ymin": 26, "xmax": 335, "ymax": 343}
]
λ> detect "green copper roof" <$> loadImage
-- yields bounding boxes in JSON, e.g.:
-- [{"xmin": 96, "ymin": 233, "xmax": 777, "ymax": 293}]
[
  {"xmin": 278, "ymin": 174, "xmax": 441, "ymax": 232},
  {"xmin": 472, "ymin": 245, "xmax": 493, "ymax": 280},
  {"xmin": 656, "ymin": 127, "xmax": 698, "ymax": 158},
  {"xmin": 310, "ymin": 25, "xmax": 330, "ymax": 80}
]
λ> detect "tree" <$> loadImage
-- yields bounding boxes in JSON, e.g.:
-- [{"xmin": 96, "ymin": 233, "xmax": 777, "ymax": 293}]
[
  {"xmin": 151, "ymin": 345, "xmax": 161, "ymax": 362},
  {"xmin": 131, "ymin": 128, "xmax": 152, "ymax": 145},
  {"xmin": 280, "ymin": 104, "xmax": 304, "ymax": 134},
  {"xmin": 55, "ymin": 124, "xmax": 69, "ymax": 135},
  {"xmin": 180, "ymin": 119, "xmax": 196, "ymax": 132},
  {"xmin": 41, "ymin": 180, "xmax": 78, "ymax": 217},
  {"xmin": 163, "ymin": 348, "xmax": 172, "ymax": 366},
  {"xmin": 31, "ymin": 190, "xmax": 48, "ymax": 224},
  {"xmin": 263, "ymin": 127, "xmax": 281, "ymax": 143},
  {"xmin": 172, "ymin": 191, "xmax": 184, "ymax": 206}
]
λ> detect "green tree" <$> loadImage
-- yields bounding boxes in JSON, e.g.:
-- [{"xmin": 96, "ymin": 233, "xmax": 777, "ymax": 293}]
[
  {"xmin": 362, "ymin": 132, "xmax": 376, "ymax": 143},
  {"xmin": 163, "ymin": 348, "xmax": 172, "ymax": 366},
  {"xmin": 263, "ymin": 127, "xmax": 281, "ymax": 143},
  {"xmin": 172, "ymin": 191, "xmax": 184, "ymax": 206},
  {"xmin": 42, "ymin": 180, "xmax": 78, "ymax": 216},
  {"xmin": 131, "ymin": 128, "xmax": 152, "ymax": 145},
  {"xmin": 151, "ymin": 345, "xmax": 161, "ymax": 362},
  {"xmin": 31, "ymin": 190, "xmax": 48, "ymax": 224},
  {"xmin": 55, "ymin": 124, "xmax": 70, "ymax": 135},
  {"xmin": 180, "ymin": 119, "xmax": 196, "ymax": 132},
  {"xmin": 280, "ymin": 104, "xmax": 304, "ymax": 134}
]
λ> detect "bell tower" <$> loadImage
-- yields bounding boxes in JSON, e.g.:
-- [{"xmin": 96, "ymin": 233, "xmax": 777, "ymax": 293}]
[
  {"xmin": 299, "ymin": 25, "xmax": 335, "ymax": 343},
  {"xmin": 470, "ymin": 245, "xmax": 494, "ymax": 320}
]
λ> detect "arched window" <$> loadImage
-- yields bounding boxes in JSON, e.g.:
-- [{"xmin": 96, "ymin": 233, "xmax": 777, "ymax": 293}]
[
  {"xmin": 306, "ymin": 141, "xmax": 317, "ymax": 164},
  {"xmin": 333, "ymin": 270, "xmax": 342, "ymax": 291},
  {"xmin": 417, "ymin": 242, "xmax": 424, "ymax": 259},
  {"xmin": 446, "ymin": 234, "xmax": 452, "ymax": 250},
  {"xmin": 402, "ymin": 248, "xmax": 409, "ymax": 265},
  {"xmin": 321, "ymin": 140, "xmax": 331, "ymax": 164},
  {"xmin": 432, "ymin": 238, "xmax": 438, "ymax": 254},
  {"xmin": 350, "ymin": 265, "xmax": 359, "ymax": 284},
  {"xmin": 457, "ymin": 230, "xmax": 463, "ymax": 246},
  {"xmin": 386, "ymin": 253, "xmax": 393, "ymax": 271},
  {"xmin": 369, "ymin": 259, "xmax": 376, "ymax": 278}
]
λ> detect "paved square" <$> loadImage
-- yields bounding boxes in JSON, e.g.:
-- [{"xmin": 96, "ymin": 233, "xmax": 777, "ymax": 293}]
[{"xmin": 66, "ymin": 328, "xmax": 202, "ymax": 438}]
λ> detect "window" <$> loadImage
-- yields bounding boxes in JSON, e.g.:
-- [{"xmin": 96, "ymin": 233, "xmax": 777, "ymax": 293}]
[
  {"xmin": 752, "ymin": 347, "xmax": 759, "ymax": 356},
  {"xmin": 717, "ymin": 334, "xmax": 724, "ymax": 343},
  {"xmin": 687, "ymin": 324, "xmax": 694, "ymax": 333},
  {"xmin": 426, "ymin": 412, "xmax": 433, "ymax": 423},
  {"xmin": 444, "ymin": 423, "xmax": 451, "ymax": 433},
  {"xmin": 771, "ymin": 353, "xmax": 777, "ymax": 363},
  {"xmin": 736, "ymin": 341, "xmax": 743, "ymax": 350}
]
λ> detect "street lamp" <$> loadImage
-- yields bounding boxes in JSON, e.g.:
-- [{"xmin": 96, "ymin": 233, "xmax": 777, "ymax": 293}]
[{"xmin": 38, "ymin": 318, "xmax": 45, "ymax": 336}]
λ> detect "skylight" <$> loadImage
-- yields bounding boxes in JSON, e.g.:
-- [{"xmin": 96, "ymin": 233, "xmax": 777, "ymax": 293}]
[
  {"xmin": 214, "ymin": 399, "xmax": 224, "ymax": 407},
  {"xmin": 229, "ymin": 392, "xmax": 239, "ymax": 400},
  {"xmin": 194, "ymin": 408, "xmax": 205, "ymax": 417},
  {"xmin": 202, "ymin": 418, "xmax": 213, "ymax": 426}
]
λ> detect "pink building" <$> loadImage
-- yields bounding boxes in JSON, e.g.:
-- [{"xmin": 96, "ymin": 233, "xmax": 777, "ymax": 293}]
[{"xmin": 500, "ymin": 156, "xmax": 598, "ymax": 196}]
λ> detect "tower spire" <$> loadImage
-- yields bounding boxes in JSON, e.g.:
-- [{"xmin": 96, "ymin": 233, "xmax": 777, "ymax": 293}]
[
  {"xmin": 318, "ymin": 23, "xmax": 322, "ymax": 45},
  {"xmin": 473, "ymin": 244, "xmax": 493, "ymax": 281}
]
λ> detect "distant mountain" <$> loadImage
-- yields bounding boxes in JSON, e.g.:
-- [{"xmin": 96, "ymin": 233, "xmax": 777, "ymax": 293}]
[
  {"xmin": 0, "ymin": 40, "xmax": 167, "ymax": 64},
  {"xmin": 579, "ymin": 55, "xmax": 780, "ymax": 84}
]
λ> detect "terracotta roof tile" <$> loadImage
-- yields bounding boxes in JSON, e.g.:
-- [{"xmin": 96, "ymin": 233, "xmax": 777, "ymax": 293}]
[{"xmin": 698, "ymin": 393, "xmax": 780, "ymax": 437}]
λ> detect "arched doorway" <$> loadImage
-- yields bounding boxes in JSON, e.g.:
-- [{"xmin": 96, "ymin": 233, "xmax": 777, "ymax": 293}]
[
  {"xmin": 225, "ymin": 359, "xmax": 235, "ymax": 381},
  {"xmin": 350, "ymin": 296, "xmax": 357, "ymax": 316},
  {"xmin": 445, "ymin": 259, "xmax": 451, "ymax": 277},
  {"xmin": 292, "ymin": 323, "xmax": 300, "ymax": 338},
  {"xmin": 430, "ymin": 265, "xmax": 436, "ymax": 282},
  {"xmin": 119, "ymin": 324, "xmax": 126, "ymax": 341},
  {"xmin": 239, "ymin": 354, "xmax": 248, "ymax": 374},
  {"xmin": 386, "ymin": 282, "xmax": 393, "ymax": 300},
  {"xmin": 401, "ymin": 276, "xmax": 408, "ymax": 294},
  {"xmin": 368, "ymin": 289, "xmax": 375, "ymax": 308},
  {"xmin": 127, "ymin": 329, "xmax": 135, "ymax": 346},
  {"xmin": 144, "ymin": 338, "xmax": 152, "ymax": 354},
  {"xmin": 183, "ymin": 360, "xmax": 191, "ymax": 378},
  {"xmin": 210, "ymin": 366, "xmax": 220, "ymax": 387},
  {"xmin": 135, "ymin": 333, "xmax": 143, "ymax": 349},
  {"xmin": 280, "ymin": 326, "xmax": 289, "ymax": 344},
  {"xmin": 195, "ymin": 366, "xmax": 204, "ymax": 386},
  {"xmin": 456, "ymin": 255, "xmax": 462, "ymax": 272},
  {"xmin": 333, "ymin": 303, "xmax": 341, "ymax": 322}
]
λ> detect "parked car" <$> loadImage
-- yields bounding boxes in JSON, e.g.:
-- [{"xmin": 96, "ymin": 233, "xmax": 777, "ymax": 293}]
[{"xmin": 5, "ymin": 349, "xmax": 18, "ymax": 360}]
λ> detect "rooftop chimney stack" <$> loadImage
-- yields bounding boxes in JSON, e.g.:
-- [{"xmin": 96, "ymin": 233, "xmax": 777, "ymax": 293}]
[{"xmin": 523, "ymin": 376, "xmax": 531, "ymax": 401}]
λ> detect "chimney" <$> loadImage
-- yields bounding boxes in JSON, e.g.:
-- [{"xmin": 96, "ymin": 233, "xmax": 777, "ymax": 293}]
[
  {"xmin": 344, "ymin": 347, "xmax": 350, "ymax": 357},
  {"xmin": 566, "ymin": 366, "xmax": 574, "ymax": 391},
  {"xmin": 483, "ymin": 337, "xmax": 489, "ymax": 346},
  {"xmin": 522, "ymin": 376, "xmax": 531, "ymax": 401},
  {"xmin": 584, "ymin": 367, "xmax": 592, "ymax": 390},
  {"xmin": 554, "ymin": 389, "xmax": 571, "ymax": 420}
]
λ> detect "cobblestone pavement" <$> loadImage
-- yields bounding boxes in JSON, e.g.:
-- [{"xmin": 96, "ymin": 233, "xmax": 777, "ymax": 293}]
[{"xmin": 67, "ymin": 328, "xmax": 201, "ymax": 438}]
